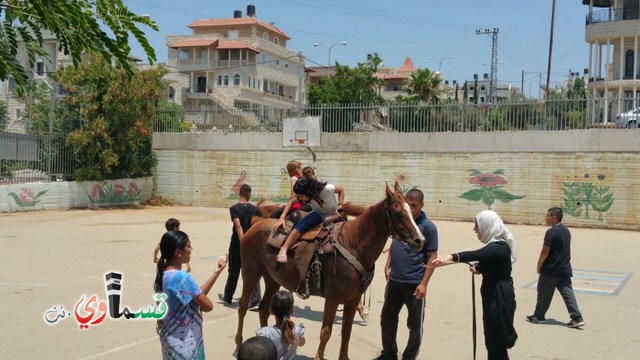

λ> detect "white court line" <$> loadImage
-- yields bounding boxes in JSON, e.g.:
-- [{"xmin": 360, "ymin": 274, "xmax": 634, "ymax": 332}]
[{"xmin": 76, "ymin": 314, "xmax": 234, "ymax": 360}]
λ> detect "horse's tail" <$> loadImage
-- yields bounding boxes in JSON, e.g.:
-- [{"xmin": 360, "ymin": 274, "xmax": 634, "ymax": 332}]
[{"xmin": 343, "ymin": 202, "xmax": 366, "ymax": 217}]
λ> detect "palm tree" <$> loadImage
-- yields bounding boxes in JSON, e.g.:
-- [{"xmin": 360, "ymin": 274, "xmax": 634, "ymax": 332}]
[{"xmin": 404, "ymin": 68, "xmax": 443, "ymax": 103}]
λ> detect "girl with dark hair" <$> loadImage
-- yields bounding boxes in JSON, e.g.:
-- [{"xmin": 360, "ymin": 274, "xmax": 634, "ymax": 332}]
[
  {"xmin": 256, "ymin": 290, "xmax": 306, "ymax": 360},
  {"xmin": 154, "ymin": 230, "xmax": 227, "ymax": 359},
  {"xmin": 274, "ymin": 176, "xmax": 344, "ymax": 263}
]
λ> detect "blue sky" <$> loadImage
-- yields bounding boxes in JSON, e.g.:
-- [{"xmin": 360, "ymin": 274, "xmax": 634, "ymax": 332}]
[{"xmin": 123, "ymin": 0, "xmax": 590, "ymax": 96}]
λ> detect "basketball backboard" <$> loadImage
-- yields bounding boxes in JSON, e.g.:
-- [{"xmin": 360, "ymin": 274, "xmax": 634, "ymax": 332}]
[{"xmin": 282, "ymin": 116, "xmax": 321, "ymax": 147}]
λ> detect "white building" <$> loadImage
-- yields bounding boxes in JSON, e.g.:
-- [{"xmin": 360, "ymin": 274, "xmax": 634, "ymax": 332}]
[{"xmin": 164, "ymin": 5, "xmax": 306, "ymax": 128}]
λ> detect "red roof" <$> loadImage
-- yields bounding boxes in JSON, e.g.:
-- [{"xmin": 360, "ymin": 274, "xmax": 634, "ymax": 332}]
[
  {"xmin": 188, "ymin": 18, "xmax": 290, "ymax": 40},
  {"xmin": 217, "ymin": 40, "xmax": 259, "ymax": 53},
  {"xmin": 396, "ymin": 57, "xmax": 416, "ymax": 73},
  {"xmin": 170, "ymin": 39, "xmax": 218, "ymax": 48}
]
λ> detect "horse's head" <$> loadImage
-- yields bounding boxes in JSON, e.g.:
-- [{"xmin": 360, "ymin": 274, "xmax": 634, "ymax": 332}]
[{"xmin": 384, "ymin": 182, "xmax": 426, "ymax": 252}]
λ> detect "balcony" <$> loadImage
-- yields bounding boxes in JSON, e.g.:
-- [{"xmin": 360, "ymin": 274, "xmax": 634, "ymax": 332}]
[
  {"xmin": 586, "ymin": 8, "xmax": 639, "ymax": 25},
  {"xmin": 176, "ymin": 58, "xmax": 214, "ymax": 71},
  {"xmin": 217, "ymin": 60, "xmax": 255, "ymax": 68}
]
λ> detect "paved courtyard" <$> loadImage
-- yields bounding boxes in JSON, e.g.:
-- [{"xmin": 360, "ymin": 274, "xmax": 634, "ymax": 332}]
[{"xmin": 1, "ymin": 206, "xmax": 638, "ymax": 359}]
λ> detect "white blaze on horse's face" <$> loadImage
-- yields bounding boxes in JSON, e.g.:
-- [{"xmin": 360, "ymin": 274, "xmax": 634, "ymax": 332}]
[{"xmin": 402, "ymin": 202, "xmax": 426, "ymax": 250}]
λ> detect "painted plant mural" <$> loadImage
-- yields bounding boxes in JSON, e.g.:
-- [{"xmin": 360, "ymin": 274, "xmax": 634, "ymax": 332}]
[
  {"xmin": 8, "ymin": 187, "xmax": 48, "ymax": 207},
  {"xmin": 89, "ymin": 182, "xmax": 141, "ymax": 205},
  {"xmin": 561, "ymin": 173, "xmax": 613, "ymax": 222},
  {"xmin": 460, "ymin": 169, "xmax": 525, "ymax": 209}
]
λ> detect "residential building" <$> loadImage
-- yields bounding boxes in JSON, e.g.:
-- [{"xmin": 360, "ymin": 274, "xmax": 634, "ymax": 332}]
[
  {"xmin": 165, "ymin": 5, "xmax": 305, "ymax": 128},
  {"xmin": 583, "ymin": 0, "xmax": 640, "ymax": 122},
  {"xmin": 1, "ymin": 31, "xmax": 70, "ymax": 134},
  {"xmin": 464, "ymin": 74, "xmax": 512, "ymax": 104},
  {"xmin": 376, "ymin": 56, "xmax": 417, "ymax": 100}
]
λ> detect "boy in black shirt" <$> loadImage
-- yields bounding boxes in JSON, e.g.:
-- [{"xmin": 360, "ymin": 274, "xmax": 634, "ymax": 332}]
[
  {"xmin": 527, "ymin": 207, "xmax": 584, "ymax": 328},
  {"xmin": 219, "ymin": 184, "xmax": 261, "ymax": 308}
]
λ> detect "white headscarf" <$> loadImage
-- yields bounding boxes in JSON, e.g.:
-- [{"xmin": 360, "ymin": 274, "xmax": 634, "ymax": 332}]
[{"xmin": 475, "ymin": 210, "xmax": 517, "ymax": 263}]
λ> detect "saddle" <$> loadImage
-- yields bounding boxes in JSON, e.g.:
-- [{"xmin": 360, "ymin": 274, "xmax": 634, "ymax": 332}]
[{"xmin": 267, "ymin": 214, "xmax": 345, "ymax": 299}]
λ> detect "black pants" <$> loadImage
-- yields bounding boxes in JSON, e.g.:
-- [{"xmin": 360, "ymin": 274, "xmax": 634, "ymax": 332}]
[
  {"xmin": 379, "ymin": 280, "xmax": 425, "ymax": 360},
  {"xmin": 222, "ymin": 243, "xmax": 260, "ymax": 304}
]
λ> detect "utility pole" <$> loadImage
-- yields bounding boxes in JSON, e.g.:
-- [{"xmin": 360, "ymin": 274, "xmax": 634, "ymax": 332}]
[
  {"xmin": 546, "ymin": 0, "xmax": 556, "ymax": 100},
  {"xmin": 476, "ymin": 28, "xmax": 499, "ymax": 104}
]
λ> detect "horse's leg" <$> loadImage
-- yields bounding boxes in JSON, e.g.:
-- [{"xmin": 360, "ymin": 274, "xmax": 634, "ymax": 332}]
[
  {"xmin": 234, "ymin": 268, "xmax": 264, "ymax": 355},
  {"xmin": 337, "ymin": 299, "xmax": 359, "ymax": 360},
  {"xmin": 315, "ymin": 298, "xmax": 340, "ymax": 360},
  {"xmin": 259, "ymin": 273, "xmax": 281, "ymax": 326}
]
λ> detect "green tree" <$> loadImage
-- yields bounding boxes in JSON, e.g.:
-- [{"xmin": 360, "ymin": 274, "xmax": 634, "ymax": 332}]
[
  {"xmin": 473, "ymin": 78, "xmax": 478, "ymax": 104},
  {"xmin": 0, "ymin": 99, "xmax": 7, "ymax": 130},
  {"xmin": 57, "ymin": 54, "xmax": 166, "ymax": 180},
  {"xmin": 566, "ymin": 77, "xmax": 587, "ymax": 100},
  {"xmin": 0, "ymin": 0, "xmax": 158, "ymax": 95},
  {"xmin": 308, "ymin": 53, "xmax": 384, "ymax": 105},
  {"xmin": 403, "ymin": 68, "xmax": 442, "ymax": 104}
]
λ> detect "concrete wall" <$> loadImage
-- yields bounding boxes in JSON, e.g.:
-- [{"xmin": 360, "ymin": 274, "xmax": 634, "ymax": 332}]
[
  {"xmin": 1, "ymin": 177, "xmax": 153, "ymax": 212},
  {"xmin": 153, "ymin": 130, "xmax": 640, "ymax": 230}
]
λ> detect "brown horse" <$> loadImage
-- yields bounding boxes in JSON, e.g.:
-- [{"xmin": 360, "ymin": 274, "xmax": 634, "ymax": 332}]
[
  {"xmin": 235, "ymin": 183, "xmax": 426, "ymax": 360},
  {"xmin": 256, "ymin": 199, "xmax": 366, "ymax": 220}
]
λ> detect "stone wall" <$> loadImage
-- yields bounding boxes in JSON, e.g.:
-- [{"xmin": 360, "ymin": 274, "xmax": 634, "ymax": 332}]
[
  {"xmin": 1, "ymin": 177, "xmax": 153, "ymax": 212},
  {"xmin": 152, "ymin": 130, "xmax": 640, "ymax": 230}
]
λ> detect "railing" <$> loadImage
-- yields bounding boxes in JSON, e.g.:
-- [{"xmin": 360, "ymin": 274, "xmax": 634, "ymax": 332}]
[
  {"xmin": 155, "ymin": 98, "xmax": 633, "ymax": 133},
  {"xmin": 0, "ymin": 132, "xmax": 76, "ymax": 183},
  {"xmin": 217, "ymin": 60, "xmax": 254, "ymax": 68},
  {"xmin": 586, "ymin": 8, "xmax": 640, "ymax": 25}
]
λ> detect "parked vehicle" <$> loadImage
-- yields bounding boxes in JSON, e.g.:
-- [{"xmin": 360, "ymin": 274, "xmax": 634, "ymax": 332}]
[{"xmin": 616, "ymin": 107, "xmax": 640, "ymax": 128}]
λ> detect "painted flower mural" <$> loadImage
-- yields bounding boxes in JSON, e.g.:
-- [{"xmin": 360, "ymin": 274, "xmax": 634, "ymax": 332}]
[
  {"xmin": 8, "ymin": 187, "xmax": 48, "ymax": 207},
  {"xmin": 460, "ymin": 169, "xmax": 525, "ymax": 209},
  {"xmin": 394, "ymin": 172, "xmax": 419, "ymax": 195},
  {"xmin": 88, "ymin": 182, "xmax": 142, "ymax": 205}
]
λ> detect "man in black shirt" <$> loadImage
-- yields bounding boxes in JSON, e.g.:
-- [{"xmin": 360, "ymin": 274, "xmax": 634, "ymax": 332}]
[
  {"xmin": 219, "ymin": 184, "xmax": 261, "ymax": 308},
  {"xmin": 526, "ymin": 207, "xmax": 584, "ymax": 328}
]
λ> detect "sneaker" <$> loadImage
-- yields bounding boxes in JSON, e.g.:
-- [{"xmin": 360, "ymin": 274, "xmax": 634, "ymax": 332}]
[
  {"xmin": 217, "ymin": 293, "xmax": 232, "ymax": 305},
  {"xmin": 526, "ymin": 315, "xmax": 546, "ymax": 324},
  {"xmin": 567, "ymin": 317, "xmax": 585, "ymax": 328},
  {"xmin": 248, "ymin": 302, "xmax": 260, "ymax": 311}
]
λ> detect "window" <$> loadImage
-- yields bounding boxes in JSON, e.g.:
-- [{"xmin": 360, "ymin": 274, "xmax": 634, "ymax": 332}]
[
  {"xmin": 179, "ymin": 49, "xmax": 189, "ymax": 60},
  {"xmin": 261, "ymin": 54, "xmax": 267, "ymax": 64},
  {"xmin": 8, "ymin": 78, "xmax": 16, "ymax": 91},
  {"xmin": 625, "ymin": 50, "xmax": 634, "ymax": 78},
  {"xmin": 480, "ymin": 86, "xmax": 485, "ymax": 91},
  {"xmin": 275, "ymin": 60, "xmax": 280, "ymax": 65},
  {"xmin": 262, "ymin": 32, "xmax": 269, "ymax": 40},
  {"xmin": 469, "ymin": 86, "xmax": 474, "ymax": 91},
  {"xmin": 285, "ymin": 63, "xmax": 289, "ymax": 68},
  {"xmin": 253, "ymin": 78, "xmax": 256, "ymax": 88},
  {"xmin": 273, "ymin": 37, "xmax": 279, "ymax": 45},
  {"xmin": 36, "ymin": 61, "xmax": 44, "ymax": 76},
  {"xmin": 168, "ymin": 86, "xmax": 175, "ymax": 100},
  {"xmin": 233, "ymin": 74, "xmax": 241, "ymax": 85},
  {"xmin": 228, "ymin": 30, "xmax": 239, "ymax": 39},
  {"xmin": 480, "ymin": 96, "xmax": 485, "ymax": 103},
  {"xmin": 217, "ymin": 75, "xmax": 222, "ymax": 86},
  {"xmin": 223, "ymin": 75, "xmax": 229, "ymax": 85}
]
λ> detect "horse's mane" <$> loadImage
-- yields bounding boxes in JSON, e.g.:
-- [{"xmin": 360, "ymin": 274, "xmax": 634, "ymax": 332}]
[{"xmin": 340, "ymin": 199, "xmax": 386, "ymax": 249}]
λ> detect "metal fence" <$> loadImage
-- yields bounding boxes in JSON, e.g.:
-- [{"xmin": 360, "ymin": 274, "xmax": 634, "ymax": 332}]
[
  {"xmin": 0, "ymin": 132, "xmax": 75, "ymax": 184},
  {"xmin": 154, "ymin": 98, "xmax": 634, "ymax": 133},
  {"xmin": 3, "ymin": 98, "xmax": 636, "ymax": 184}
]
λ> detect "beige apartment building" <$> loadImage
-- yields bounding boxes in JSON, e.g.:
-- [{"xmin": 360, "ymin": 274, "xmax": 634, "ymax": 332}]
[
  {"xmin": 1, "ymin": 31, "xmax": 69, "ymax": 134},
  {"xmin": 164, "ymin": 5, "xmax": 306, "ymax": 128},
  {"xmin": 583, "ymin": 0, "xmax": 640, "ymax": 122}
]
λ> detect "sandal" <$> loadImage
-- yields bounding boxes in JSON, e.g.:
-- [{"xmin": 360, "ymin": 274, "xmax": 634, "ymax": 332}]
[{"xmin": 276, "ymin": 254, "xmax": 288, "ymax": 263}]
